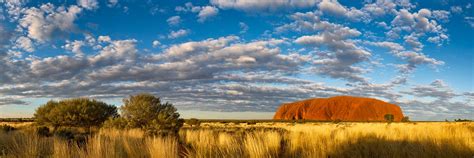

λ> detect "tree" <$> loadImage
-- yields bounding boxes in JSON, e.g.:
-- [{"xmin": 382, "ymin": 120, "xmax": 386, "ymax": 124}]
[
  {"xmin": 401, "ymin": 116, "xmax": 410, "ymax": 122},
  {"xmin": 186, "ymin": 118, "xmax": 201, "ymax": 127},
  {"xmin": 121, "ymin": 93, "xmax": 183, "ymax": 135},
  {"xmin": 384, "ymin": 114, "xmax": 394, "ymax": 122},
  {"xmin": 34, "ymin": 98, "xmax": 118, "ymax": 129}
]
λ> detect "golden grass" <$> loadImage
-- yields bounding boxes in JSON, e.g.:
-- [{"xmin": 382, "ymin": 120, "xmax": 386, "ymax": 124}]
[{"xmin": 0, "ymin": 122, "xmax": 473, "ymax": 157}]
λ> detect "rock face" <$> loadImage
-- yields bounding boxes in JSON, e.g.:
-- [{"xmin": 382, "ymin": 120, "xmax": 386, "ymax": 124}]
[{"xmin": 273, "ymin": 96, "xmax": 404, "ymax": 121}]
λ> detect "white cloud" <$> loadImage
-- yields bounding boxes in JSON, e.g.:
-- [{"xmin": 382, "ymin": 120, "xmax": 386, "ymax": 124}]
[
  {"xmin": 432, "ymin": 10, "xmax": 450, "ymax": 22},
  {"xmin": 465, "ymin": 17, "xmax": 474, "ymax": 28},
  {"xmin": 14, "ymin": 36, "xmax": 34, "ymax": 52},
  {"xmin": 197, "ymin": 6, "xmax": 219, "ymax": 22},
  {"xmin": 19, "ymin": 4, "xmax": 82, "ymax": 42},
  {"xmin": 152, "ymin": 40, "xmax": 161, "ymax": 48},
  {"xmin": 167, "ymin": 16, "xmax": 181, "ymax": 26},
  {"xmin": 210, "ymin": 0, "xmax": 320, "ymax": 13},
  {"xmin": 239, "ymin": 22, "xmax": 248, "ymax": 34},
  {"xmin": 390, "ymin": 8, "xmax": 449, "ymax": 48},
  {"xmin": 1, "ymin": 0, "xmax": 26, "ymax": 20},
  {"xmin": 98, "ymin": 35, "xmax": 112, "ymax": 43},
  {"xmin": 77, "ymin": 0, "xmax": 99, "ymax": 10},
  {"xmin": 318, "ymin": 0, "xmax": 368, "ymax": 21},
  {"xmin": 450, "ymin": 6, "xmax": 463, "ymax": 14},
  {"xmin": 175, "ymin": 3, "xmax": 218, "ymax": 22},
  {"xmin": 108, "ymin": 0, "xmax": 118, "ymax": 7},
  {"xmin": 63, "ymin": 40, "xmax": 85, "ymax": 56},
  {"xmin": 395, "ymin": 51, "xmax": 444, "ymax": 73},
  {"xmin": 295, "ymin": 25, "xmax": 371, "ymax": 82},
  {"xmin": 168, "ymin": 29, "xmax": 190, "ymax": 39}
]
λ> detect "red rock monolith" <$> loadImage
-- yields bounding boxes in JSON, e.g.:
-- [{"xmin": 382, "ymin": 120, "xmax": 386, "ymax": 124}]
[{"xmin": 273, "ymin": 96, "xmax": 404, "ymax": 121}]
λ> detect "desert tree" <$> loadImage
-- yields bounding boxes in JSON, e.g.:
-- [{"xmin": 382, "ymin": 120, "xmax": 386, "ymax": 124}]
[
  {"xmin": 120, "ymin": 93, "xmax": 183, "ymax": 135},
  {"xmin": 34, "ymin": 98, "xmax": 118, "ymax": 130},
  {"xmin": 384, "ymin": 114, "xmax": 394, "ymax": 122}
]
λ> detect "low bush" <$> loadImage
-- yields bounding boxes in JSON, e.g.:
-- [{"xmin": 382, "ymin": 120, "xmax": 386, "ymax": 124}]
[
  {"xmin": 102, "ymin": 117, "xmax": 128, "ymax": 129},
  {"xmin": 0, "ymin": 125, "xmax": 15, "ymax": 132},
  {"xmin": 186, "ymin": 118, "xmax": 201, "ymax": 127},
  {"xmin": 36, "ymin": 126, "xmax": 50, "ymax": 137}
]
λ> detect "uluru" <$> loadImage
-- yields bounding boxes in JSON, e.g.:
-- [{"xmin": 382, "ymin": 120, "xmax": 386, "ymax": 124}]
[{"xmin": 273, "ymin": 96, "xmax": 404, "ymax": 122}]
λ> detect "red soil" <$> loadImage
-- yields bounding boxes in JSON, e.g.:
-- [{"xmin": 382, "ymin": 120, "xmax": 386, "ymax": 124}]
[{"xmin": 273, "ymin": 96, "xmax": 404, "ymax": 122}]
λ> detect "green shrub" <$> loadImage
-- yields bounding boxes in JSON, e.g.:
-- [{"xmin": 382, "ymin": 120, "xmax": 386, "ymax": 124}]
[
  {"xmin": 102, "ymin": 117, "xmax": 128, "ymax": 129},
  {"xmin": 384, "ymin": 114, "xmax": 394, "ymax": 122},
  {"xmin": 36, "ymin": 126, "xmax": 50, "ymax": 137},
  {"xmin": 55, "ymin": 128, "xmax": 76, "ymax": 140},
  {"xmin": 186, "ymin": 118, "xmax": 201, "ymax": 127},
  {"xmin": 246, "ymin": 121, "xmax": 257, "ymax": 125},
  {"xmin": 34, "ymin": 98, "xmax": 118, "ymax": 129},
  {"xmin": 121, "ymin": 93, "xmax": 183, "ymax": 136},
  {"xmin": 401, "ymin": 116, "xmax": 410, "ymax": 122}
]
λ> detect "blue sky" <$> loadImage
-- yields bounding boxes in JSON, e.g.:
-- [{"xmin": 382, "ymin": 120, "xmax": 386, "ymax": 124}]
[{"xmin": 0, "ymin": 0, "xmax": 472, "ymax": 120}]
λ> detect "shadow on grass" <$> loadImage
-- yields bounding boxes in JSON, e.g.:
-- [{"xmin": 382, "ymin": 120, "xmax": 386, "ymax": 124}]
[{"xmin": 328, "ymin": 134, "xmax": 474, "ymax": 158}]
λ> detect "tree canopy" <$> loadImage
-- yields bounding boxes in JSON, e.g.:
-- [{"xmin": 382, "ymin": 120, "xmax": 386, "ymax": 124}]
[{"xmin": 34, "ymin": 98, "xmax": 117, "ymax": 128}]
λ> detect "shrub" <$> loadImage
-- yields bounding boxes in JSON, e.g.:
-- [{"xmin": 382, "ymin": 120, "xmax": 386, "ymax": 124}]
[
  {"xmin": 454, "ymin": 119, "xmax": 472, "ymax": 122},
  {"xmin": 54, "ymin": 128, "xmax": 76, "ymax": 140},
  {"xmin": 247, "ymin": 121, "xmax": 257, "ymax": 125},
  {"xmin": 102, "ymin": 117, "xmax": 128, "ymax": 129},
  {"xmin": 0, "ymin": 125, "xmax": 15, "ymax": 132},
  {"xmin": 186, "ymin": 118, "xmax": 201, "ymax": 127},
  {"xmin": 401, "ymin": 116, "xmax": 410, "ymax": 122},
  {"xmin": 34, "ymin": 98, "xmax": 118, "ymax": 129},
  {"xmin": 36, "ymin": 126, "xmax": 50, "ymax": 137},
  {"xmin": 384, "ymin": 114, "xmax": 394, "ymax": 122},
  {"xmin": 121, "ymin": 93, "xmax": 183, "ymax": 135}
]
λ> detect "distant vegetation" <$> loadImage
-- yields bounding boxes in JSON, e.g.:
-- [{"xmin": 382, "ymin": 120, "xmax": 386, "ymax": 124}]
[
  {"xmin": 454, "ymin": 118, "xmax": 472, "ymax": 122},
  {"xmin": 384, "ymin": 114, "xmax": 394, "ymax": 122}
]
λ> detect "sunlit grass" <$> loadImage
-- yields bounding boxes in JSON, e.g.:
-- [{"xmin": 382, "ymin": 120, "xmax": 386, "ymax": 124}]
[{"xmin": 0, "ymin": 122, "xmax": 473, "ymax": 157}]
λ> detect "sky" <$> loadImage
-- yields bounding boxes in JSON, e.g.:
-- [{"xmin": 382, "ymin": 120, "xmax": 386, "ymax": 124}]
[{"xmin": 0, "ymin": 0, "xmax": 473, "ymax": 120}]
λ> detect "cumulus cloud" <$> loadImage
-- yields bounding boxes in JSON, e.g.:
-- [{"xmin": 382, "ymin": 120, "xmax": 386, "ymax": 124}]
[
  {"xmin": 0, "ymin": 35, "xmax": 321, "ymax": 112},
  {"xmin": 63, "ymin": 40, "xmax": 85, "ymax": 56},
  {"xmin": 167, "ymin": 16, "xmax": 181, "ymax": 26},
  {"xmin": 152, "ymin": 40, "xmax": 161, "ymax": 48},
  {"xmin": 168, "ymin": 29, "xmax": 190, "ymax": 39},
  {"xmin": 197, "ymin": 6, "xmax": 219, "ymax": 22},
  {"xmin": 294, "ymin": 22, "xmax": 371, "ymax": 82},
  {"xmin": 318, "ymin": 0, "xmax": 368, "ymax": 21},
  {"xmin": 395, "ymin": 51, "xmax": 444, "ymax": 73},
  {"xmin": 1, "ymin": 0, "xmax": 26, "ymax": 20},
  {"xmin": 210, "ymin": 0, "xmax": 320, "ymax": 13},
  {"xmin": 450, "ymin": 6, "xmax": 463, "ymax": 14},
  {"xmin": 175, "ymin": 3, "xmax": 218, "ymax": 22},
  {"xmin": 432, "ymin": 10, "xmax": 450, "ymax": 22},
  {"xmin": 77, "ymin": 0, "xmax": 98, "ymax": 10},
  {"xmin": 390, "ymin": 8, "xmax": 449, "ymax": 46},
  {"xmin": 14, "ymin": 36, "xmax": 34, "ymax": 52},
  {"xmin": 18, "ymin": 3, "xmax": 82, "ymax": 42}
]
